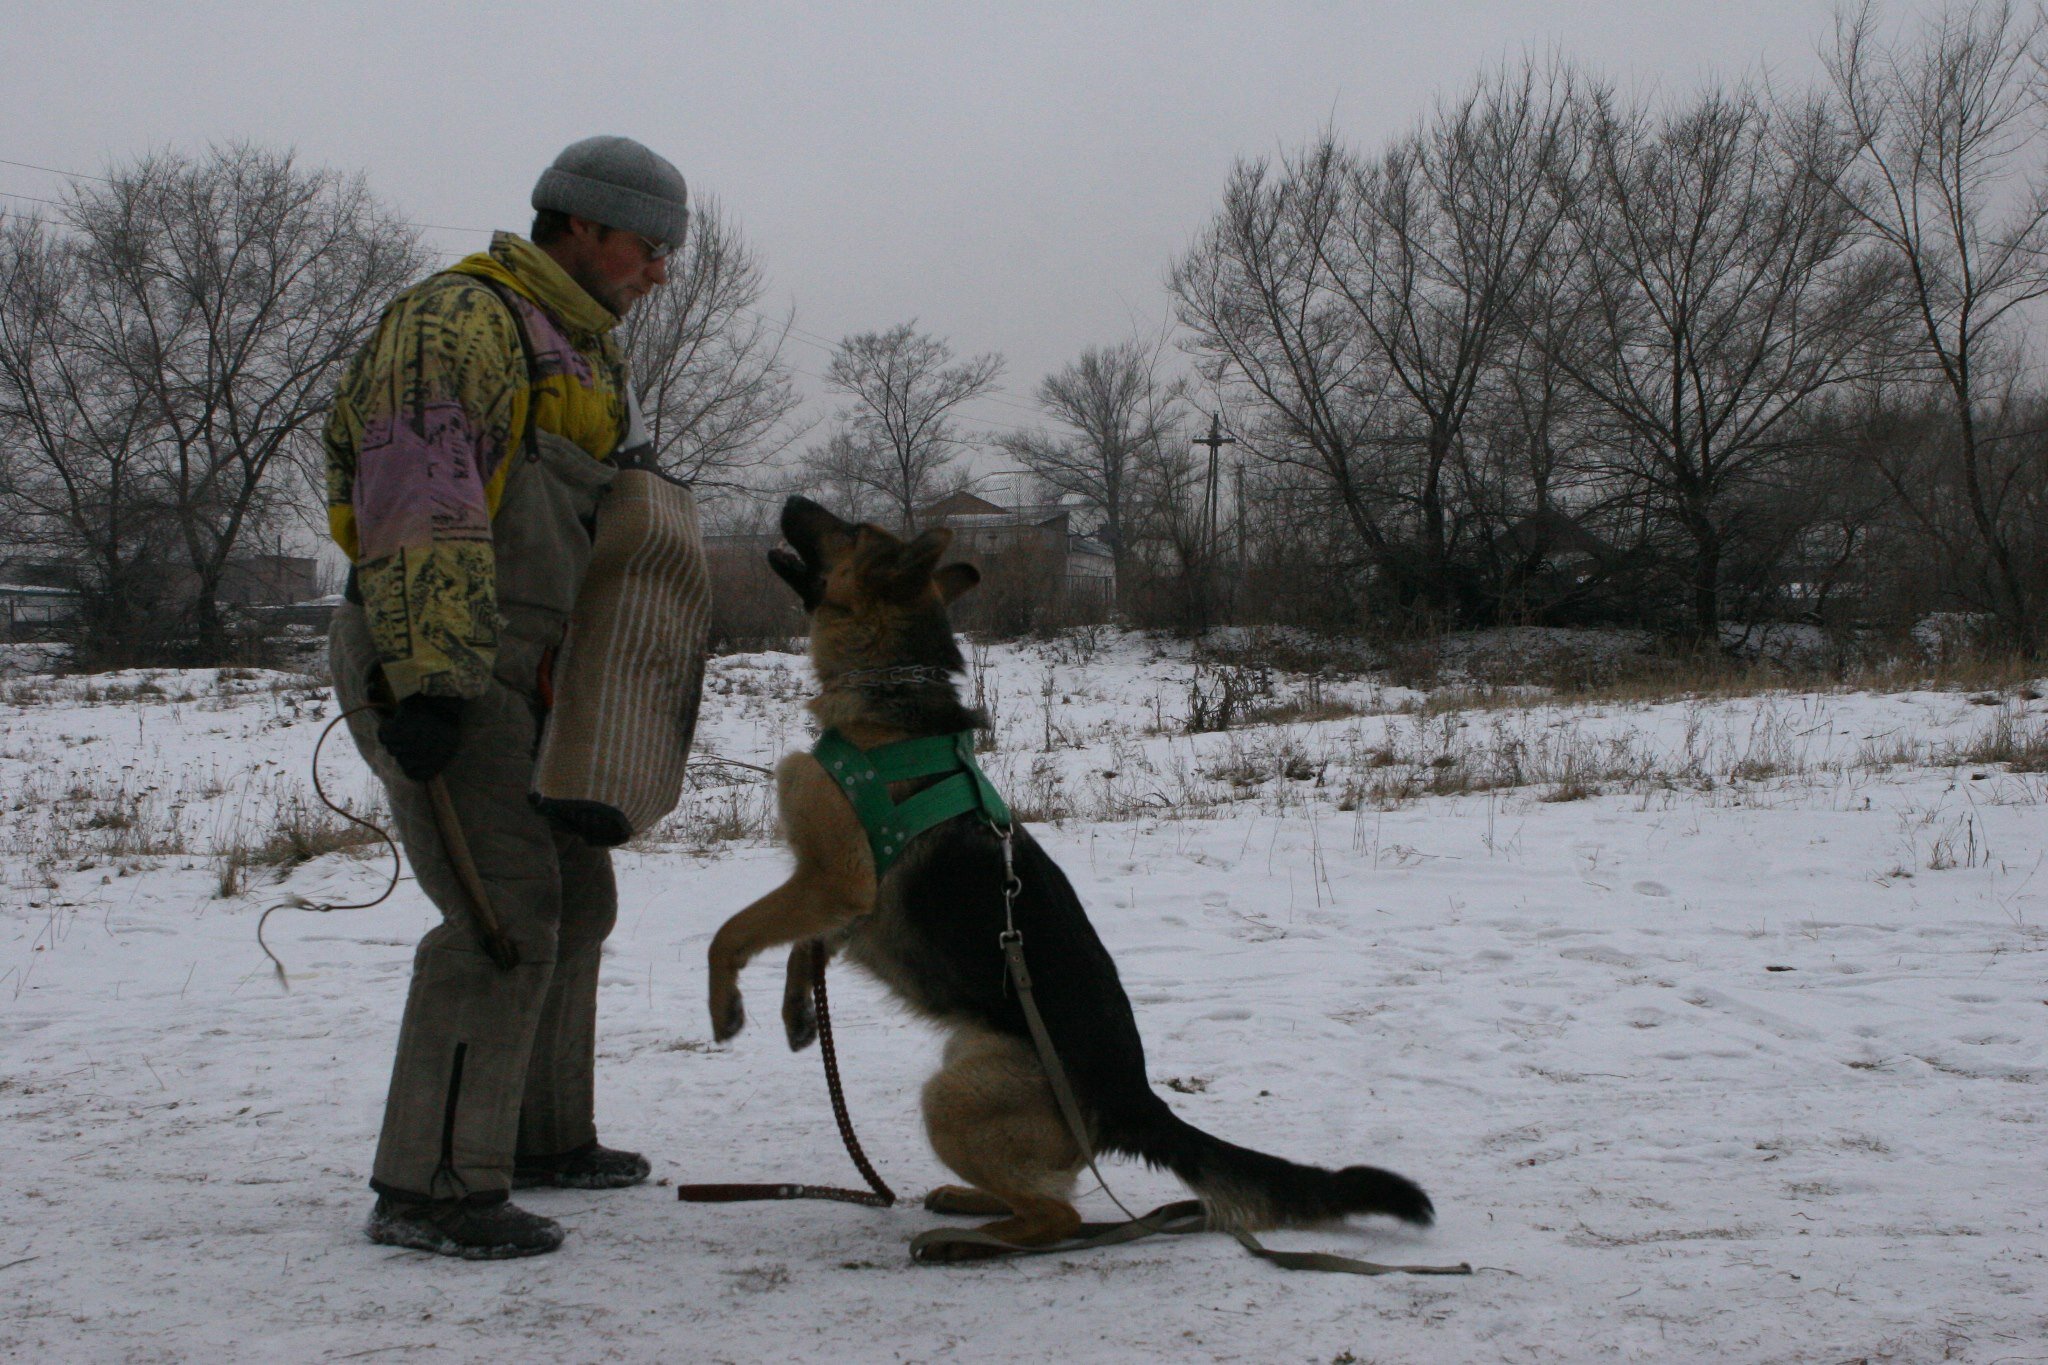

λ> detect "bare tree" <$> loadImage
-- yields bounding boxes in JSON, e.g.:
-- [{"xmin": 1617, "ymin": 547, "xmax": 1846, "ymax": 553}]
[
  {"xmin": 789, "ymin": 429, "xmax": 898, "ymax": 526},
  {"xmin": 0, "ymin": 215, "xmax": 179, "ymax": 661},
  {"xmin": 1826, "ymin": 0, "xmax": 2048, "ymax": 652},
  {"xmin": 1322, "ymin": 61, "xmax": 1581, "ymax": 620},
  {"xmin": 54, "ymin": 144, "xmax": 427, "ymax": 659},
  {"xmin": 621, "ymin": 199, "xmax": 805, "ymax": 488},
  {"xmin": 1170, "ymin": 148, "xmax": 1402, "ymax": 595},
  {"xmin": 1122, "ymin": 413, "xmax": 1223, "ymax": 632},
  {"xmin": 996, "ymin": 333, "xmax": 1187, "ymax": 579},
  {"xmin": 805, "ymin": 322, "xmax": 1004, "ymax": 530},
  {"xmin": 1534, "ymin": 84, "xmax": 1893, "ymax": 642}
]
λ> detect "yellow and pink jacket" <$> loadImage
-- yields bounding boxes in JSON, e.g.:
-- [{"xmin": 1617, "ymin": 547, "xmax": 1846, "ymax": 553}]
[{"xmin": 324, "ymin": 232, "xmax": 631, "ymax": 700}]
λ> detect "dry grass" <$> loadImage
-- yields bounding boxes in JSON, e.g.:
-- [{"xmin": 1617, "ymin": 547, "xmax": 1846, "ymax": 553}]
[
  {"xmin": 3, "ymin": 767, "xmax": 192, "ymax": 866},
  {"xmin": 1943, "ymin": 703, "xmax": 2048, "ymax": 773},
  {"xmin": 640, "ymin": 777, "xmax": 777, "ymax": 854},
  {"xmin": 1392, "ymin": 651, "xmax": 2044, "ymax": 715},
  {"xmin": 213, "ymin": 789, "xmax": 389, "ymax": 897}
]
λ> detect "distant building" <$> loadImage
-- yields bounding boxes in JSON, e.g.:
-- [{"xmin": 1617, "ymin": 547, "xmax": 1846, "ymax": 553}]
[
  {"xmin": 0, "ymin": 582, "xmax": 81, "ymax": 638},
  {"xmin": 922, "ymin": 492, "xmax": 1115, "ymax": 615},
  {"xmin": 200, "ymin": 554, "xmax": 322, "ymax": 609},
  {"xmin": 0, "ymin": 557, "xmax": 81, "ymax": 640},
  {"xmin": 0, "ymin": 552, "xmax": 326, "ymax": 640}
]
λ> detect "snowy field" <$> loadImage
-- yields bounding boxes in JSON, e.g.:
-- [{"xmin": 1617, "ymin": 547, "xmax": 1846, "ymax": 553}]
[{"xmin": 3, "ymin": 634, "xmax": 2045, "ymax": 1363}]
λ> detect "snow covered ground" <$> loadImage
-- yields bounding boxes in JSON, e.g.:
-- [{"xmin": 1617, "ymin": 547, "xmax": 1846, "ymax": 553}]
[{"xmin": 3, "ymin": 636, "xmax": 2045, "ymax": 1363}]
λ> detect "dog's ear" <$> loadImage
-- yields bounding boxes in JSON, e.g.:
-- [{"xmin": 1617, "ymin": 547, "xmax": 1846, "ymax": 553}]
[
  {"xmin": 933, "ymin": 562, "xmax": 980, "ymax": 604},
  {"xmin": 767, "ymin": 547, "xmax": 823, "ymax": 611},
  {"xmin": 781, "ymin": 496, "xmax": 857, "ymax": 570}
]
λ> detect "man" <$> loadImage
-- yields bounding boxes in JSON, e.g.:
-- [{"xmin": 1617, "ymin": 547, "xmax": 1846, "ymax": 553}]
[{"xmin": 324, "ymin": 136, "xmax": 687, "ymax": 1258}]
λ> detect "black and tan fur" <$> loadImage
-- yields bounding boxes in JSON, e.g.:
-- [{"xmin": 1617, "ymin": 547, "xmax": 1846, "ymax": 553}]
[{"xmin": 706, "ymin": 496, "xmax": 1434, "ymax": 1251}]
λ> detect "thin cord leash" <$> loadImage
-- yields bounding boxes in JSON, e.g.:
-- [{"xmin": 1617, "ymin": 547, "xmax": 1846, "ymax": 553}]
[
  {"xmin": 257, "ymin": 700, "xmax": 520, "ymax": 981},
  {"xmin": 255, "ymin": 704, "xmax": 403, "ymax": 991},
  {"xmin": 257, "ymin": 707, "xmax": 772, "ymax": 988}
]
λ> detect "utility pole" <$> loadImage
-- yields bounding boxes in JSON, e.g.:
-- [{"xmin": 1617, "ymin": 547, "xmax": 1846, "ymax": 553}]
[{"xmin": 1191, "ymin": 412, "xmax": 1236, "ymax": 563}]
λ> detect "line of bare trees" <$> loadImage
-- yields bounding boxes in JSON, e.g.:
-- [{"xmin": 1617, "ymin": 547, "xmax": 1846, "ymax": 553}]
[
  {"xmin": 8, "ymin": 3, "xmax": 2043, "ymax": 666},
  {"xmin": 986, "ymin": 2, "xmax": 2044, "ymax": 653}
]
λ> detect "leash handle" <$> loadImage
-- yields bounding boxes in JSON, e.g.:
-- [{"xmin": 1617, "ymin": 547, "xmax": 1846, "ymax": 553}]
[
  {"xmin": 424, "ymin": 775, "xmax": 520, "ymax": 971},
  {"xmin": 677, "ymin": 1182, "xmax": 890, "ymax": 1207}
]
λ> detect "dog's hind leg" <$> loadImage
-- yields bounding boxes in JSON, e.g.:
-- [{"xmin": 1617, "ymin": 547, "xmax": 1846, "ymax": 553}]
[
  {"xmin": 922, "ymin": 1185, "xmax": 1011, "ymax": 1216},
  {"xmin": 921, "ymin": 1025, "xmax": 1085, "ymax": 1251}
]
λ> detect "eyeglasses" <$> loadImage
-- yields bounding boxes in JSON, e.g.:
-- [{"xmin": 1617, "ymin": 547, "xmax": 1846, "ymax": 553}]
[{"xmin": 621, "ymin": 230, "xmax": 677, "ymax": 263}]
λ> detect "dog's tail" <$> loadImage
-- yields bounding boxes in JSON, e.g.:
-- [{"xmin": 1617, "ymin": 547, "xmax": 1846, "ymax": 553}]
[{"xmin": 1100, "ymin": 1099, "xmax": 1433, "ymax": 1231}]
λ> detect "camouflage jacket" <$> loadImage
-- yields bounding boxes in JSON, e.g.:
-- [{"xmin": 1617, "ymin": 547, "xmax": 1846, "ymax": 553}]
[{"xmin": 324, "ymin": 232, "xmax": 631, "ymax": 700}]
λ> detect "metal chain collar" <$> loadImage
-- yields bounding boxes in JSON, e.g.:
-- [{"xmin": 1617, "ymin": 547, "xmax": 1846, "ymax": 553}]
[{"xmin": 831, "ymin": 664, "xmax": 958, "ymax": 690}]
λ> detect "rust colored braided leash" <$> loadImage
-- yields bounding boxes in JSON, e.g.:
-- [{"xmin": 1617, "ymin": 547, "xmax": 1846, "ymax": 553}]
[{"xmin": 677, "ymin": 943, "xmax": 896, "ymax": 1208}]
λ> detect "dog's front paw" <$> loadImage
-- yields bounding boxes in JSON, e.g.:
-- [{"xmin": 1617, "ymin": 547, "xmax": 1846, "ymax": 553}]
[
  {"xmin": 783, "ymin": 942, "xmax": 820, "ymax": 1051},
  {"xmin": 708, "ymin": 976, "xmax": 746, "ymax": 1042},
  {"xmin": 783, "ymin": 992, "xmax": 817, "ymax": 1051}
]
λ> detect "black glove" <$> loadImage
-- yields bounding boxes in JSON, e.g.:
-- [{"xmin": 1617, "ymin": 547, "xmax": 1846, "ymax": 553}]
[{"xmin": 377, "ymin": 694, "xmax": 464, "ymax": 782}]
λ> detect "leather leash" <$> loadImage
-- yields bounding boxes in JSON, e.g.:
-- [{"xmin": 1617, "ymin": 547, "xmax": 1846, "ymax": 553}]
[
  {"xmin": 422, "ymin": 773, "xmax": 520, "ymax": 971},
  {"xmin": 677, "ymin": 942, "xmax": 896, "ymax": 1209}
]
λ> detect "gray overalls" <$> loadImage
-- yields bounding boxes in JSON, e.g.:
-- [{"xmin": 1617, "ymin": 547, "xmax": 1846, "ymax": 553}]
[{"xmin": 331, "ymin": 409, "xmax": 621, "ymax": 1202}]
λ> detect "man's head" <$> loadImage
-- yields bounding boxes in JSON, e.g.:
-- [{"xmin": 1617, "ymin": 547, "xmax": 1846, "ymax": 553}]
[{"xmin": 530, "ymin": 136, "xmax": 688, "ymax": 318}]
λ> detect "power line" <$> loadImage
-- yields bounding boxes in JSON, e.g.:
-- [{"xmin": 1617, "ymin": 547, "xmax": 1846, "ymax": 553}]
[{"xmin": 0, "ymin": 155, "xmax": 112, "ymax": 184}]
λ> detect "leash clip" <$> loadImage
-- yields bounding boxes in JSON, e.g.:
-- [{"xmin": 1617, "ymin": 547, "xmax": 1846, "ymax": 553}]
[{"xmin": 995, "ymin": 823, "xmax": 1024, "ymax": 991}]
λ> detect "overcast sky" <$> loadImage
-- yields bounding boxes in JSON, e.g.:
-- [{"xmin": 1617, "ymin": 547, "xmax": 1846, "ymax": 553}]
[{"xmin": 5, "ymin": 0, "xmax": 1909, "ymax": 455}]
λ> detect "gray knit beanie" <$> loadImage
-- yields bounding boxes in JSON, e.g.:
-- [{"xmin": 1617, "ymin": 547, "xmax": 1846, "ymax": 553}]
[{"xmin": 532, "ymin": 136, "xmax": 690, "ymax": 246}]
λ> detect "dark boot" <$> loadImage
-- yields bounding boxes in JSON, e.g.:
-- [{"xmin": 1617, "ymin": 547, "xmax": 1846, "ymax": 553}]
[
  {"xmin": 513, "ymin": 1140, "xmax": 651, "ymax": 1190},
  {"xmin": 366, "ymin": 1193, "xmax": 564, "ymax": 1259}
]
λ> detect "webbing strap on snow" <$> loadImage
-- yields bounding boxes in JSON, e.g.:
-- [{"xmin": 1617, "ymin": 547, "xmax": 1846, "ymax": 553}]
[
  {"xmin": 911, "ymin": 1200, "xmax": 1473, "ymax": 1276},
  {"xmin": 909, "ymin": 869, "xmax": 1473, "ymax": 1277},
  {"xmin": 998, "ymin": 930, "xmax": 1137, "ymax": 1221}
]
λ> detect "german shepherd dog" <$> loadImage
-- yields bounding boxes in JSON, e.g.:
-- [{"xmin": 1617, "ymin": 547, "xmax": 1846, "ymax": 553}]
[{"xmin": 706, "ymin": 497, "xmax": 1434, "ymax": 1251}]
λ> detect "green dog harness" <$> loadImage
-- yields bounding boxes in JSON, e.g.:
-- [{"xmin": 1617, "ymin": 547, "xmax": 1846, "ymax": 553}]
[{"xmin": 812, "ymin": 728, "xmax": 1010, "ymax": 874}]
